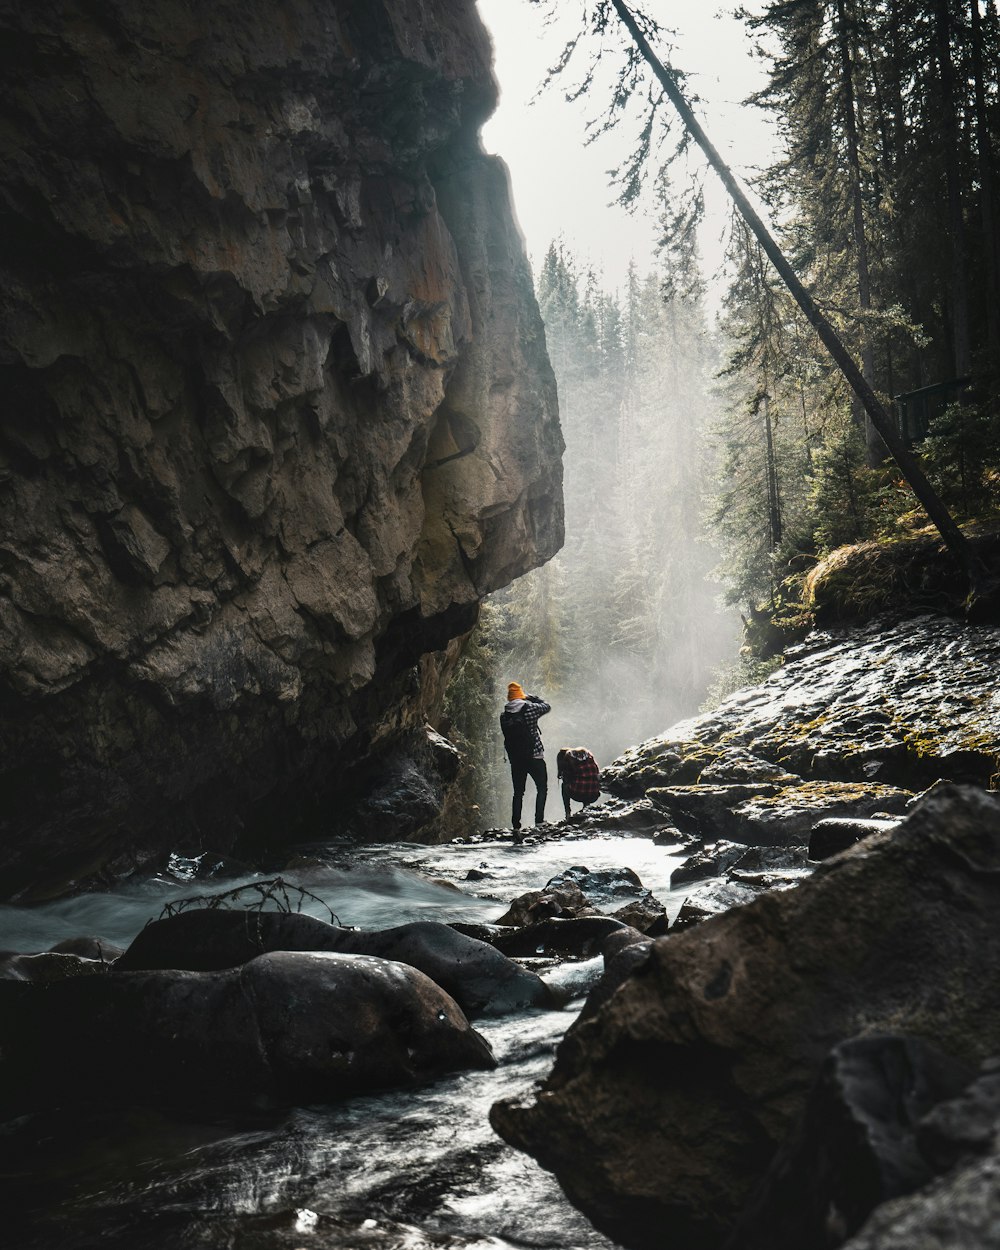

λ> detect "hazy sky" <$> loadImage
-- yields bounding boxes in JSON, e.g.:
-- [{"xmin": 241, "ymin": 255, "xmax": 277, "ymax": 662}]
[{"xmin": 477, "ymin": 0, "xmax": 777, "ymax": 294}]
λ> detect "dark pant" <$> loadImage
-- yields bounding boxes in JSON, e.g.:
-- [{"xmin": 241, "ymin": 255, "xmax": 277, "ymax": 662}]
[
  {"xmin": 562, "ymin": 784, "xmax": 598, "ymax": 818},
  {"xmin": 511, "ymin": 757, "xmax": 548, "ymax": 827}
]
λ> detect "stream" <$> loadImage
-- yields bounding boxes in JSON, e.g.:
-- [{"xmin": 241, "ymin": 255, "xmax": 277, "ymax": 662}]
[{"xmin": 2, "ymin": 831, "xmax": 688, "ymax": 1250}]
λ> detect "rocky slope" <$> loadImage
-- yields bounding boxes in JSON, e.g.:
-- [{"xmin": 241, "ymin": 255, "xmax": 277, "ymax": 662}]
[
  {"xmin": 0, "ymin": 0, "xmax": 563, "ymax": 899},
  {"xmin": 492, "ymin": 612, "xmax": 1000, "ymax": 1250},
  {"xmin": 604, "ymin": 614, "xmax": 1000, "ymax": 799}
]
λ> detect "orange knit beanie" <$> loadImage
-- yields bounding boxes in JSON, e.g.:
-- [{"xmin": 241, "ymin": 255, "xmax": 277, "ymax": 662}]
[{"xmin": 507, "ymin": 681, "xmax": 526, "ymax": 701}]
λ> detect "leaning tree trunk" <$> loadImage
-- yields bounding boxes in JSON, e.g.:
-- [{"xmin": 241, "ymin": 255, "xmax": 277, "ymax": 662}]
[{"xmin": 609, "ymin": 0, "xmax": 989, "ymax": 601}]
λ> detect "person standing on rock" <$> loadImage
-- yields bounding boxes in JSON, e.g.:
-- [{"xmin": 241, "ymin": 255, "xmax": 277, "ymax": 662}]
[{"xmin": 500, "ymin": 682, "xmax": 551, "ymax": 833}]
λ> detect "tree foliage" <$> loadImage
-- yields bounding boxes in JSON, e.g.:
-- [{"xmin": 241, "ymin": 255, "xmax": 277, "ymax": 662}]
[{"xmin": 449, "ymin": 242, "xmax": 737, "ymax": 824}]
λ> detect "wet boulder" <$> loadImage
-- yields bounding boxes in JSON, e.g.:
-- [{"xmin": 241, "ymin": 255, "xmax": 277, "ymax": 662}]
[
  {"xmin": 809, "ymin": 816, "xmax": 901, "ymax": 861},
  {"xmin": 546, "ymin": 865, "xmax": 646, "ymax": 904},
  {"xmin": 350, "ymin": 920, "xmax": 551, "ymax": 1015},
  {"xmin": 48, "ymin": 936, "xmax": 124, "ymax": 961},
  {"xmin": 612, "ymin": 895, "xmax": 668, "ymax": 936},
  {"xmin": 726, "ymin": 845, "xmax": 813, "ymax": 890},
  {"xmin": 726, "ymin": 845, "xmax": 810, "ymax": 876},
  {"xmin": 671, "ymin": 841, "xmax": 748, "ymax": 887},
  {"xmin": 491, "ymin": 916, "xmax": 634, "ymax": 960},
  {"xmin": 696, "ymin": 752, "xmax": 801, "ymax": 786},
  {"xmin": 0, "ymin": 950, "xmax": 112, "ymax": 984},
  {"xmin": 493, "ymin": 883, "xmax": 599, "ymax": 927},
  {"xmin": 646, "ymin": 784, "xmax": 782, "ymax": 839},
  {"xmin": 491, "ymin": 785, "xmax": 1000, "ymax": 1250},
  {"xmin": 565, "ymin": 798, "xmax": 688, "ymax": 839},
  {"xmin": 496, "ymin": 866, "xmax": 668, "ymax": 938},
  {"xmin": 552, "ymin": 866, "xmax": 669, "ymax": 930},
  {"xmin": 671, "ymin": 879, "xmax": 763, "ymax": 929},
  {"xmin": 117, "ymin": 910, "xmax": 549, "ymax": 1016},
  {"xmin": 730, "ymin": 781, "xmax": 912, "ymax": 845},
  {"xmin": 727, "ymin": 1034, "xmax": 975, "ymax": 1250},
  {"xmin": 0, "ymin": 950, "xmax": 496, "ymax": 1111}
]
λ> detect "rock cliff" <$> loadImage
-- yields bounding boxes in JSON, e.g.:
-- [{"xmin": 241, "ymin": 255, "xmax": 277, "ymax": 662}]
[{"xmin": 0, "ymin": 0, "xmax": 563, "ymax": 899}]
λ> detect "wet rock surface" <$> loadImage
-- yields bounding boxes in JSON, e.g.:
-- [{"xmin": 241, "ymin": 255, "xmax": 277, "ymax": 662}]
[
  {"xmin": 491, "ymin": 784, "xmax": 1000, "ymax": 1250},
  {"xmin": 0, "ymin": 949, "xmax": 496, "ymax": 1112},
  {"xmin": 809, "ymin": 815, "xmax": 902, "ymax": 860},
  {"xmin": 0, "ymin": 0, "xmax": 563, "ymax": 900},
  {"xmin": 726, "ymin": 1034, "xmax": 976, "ymax": 1250},
  {"xmin": 0, "ymin": 950, "xmax": 113, "ymax": 984},
  {"xmin": 117, "ymin": 909, "xmax": 550, "ymax": 1017},
  {"xmin": 605, "ymin": 616, "xmax": 1000, "ymax": 799}
]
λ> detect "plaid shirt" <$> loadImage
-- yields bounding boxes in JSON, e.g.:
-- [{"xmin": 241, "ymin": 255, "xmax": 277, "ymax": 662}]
[
  {"xmin": 558, "ymin": 749, "xmax": 601, "ymax": 799},
  {"xmin": 503, "ymin": 695, "xmax": 550, "ymax": 758}
]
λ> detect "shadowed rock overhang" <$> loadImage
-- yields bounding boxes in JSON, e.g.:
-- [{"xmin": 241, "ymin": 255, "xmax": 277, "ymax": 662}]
[{"xmin": 0, "ymin": 0, "xmax": 564, "ymax": 899}]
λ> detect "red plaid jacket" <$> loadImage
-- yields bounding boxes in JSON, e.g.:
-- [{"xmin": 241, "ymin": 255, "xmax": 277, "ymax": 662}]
[{"xmin": 558, "ymin": 748, "xmax": 601, "ymax": 800}]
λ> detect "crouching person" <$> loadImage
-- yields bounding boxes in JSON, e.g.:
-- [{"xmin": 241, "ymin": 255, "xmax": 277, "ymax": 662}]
[{"xmin": 556, "ymin": 747, "xmax": 601, "ymax": 820}]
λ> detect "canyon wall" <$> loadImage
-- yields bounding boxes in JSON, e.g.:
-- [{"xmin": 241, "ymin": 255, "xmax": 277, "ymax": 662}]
[{"xmin": 0, "ymin": 0, "xmax": 563, "ymax": 898}]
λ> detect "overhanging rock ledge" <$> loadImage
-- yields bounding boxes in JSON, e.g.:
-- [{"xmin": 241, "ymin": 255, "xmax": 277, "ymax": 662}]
[{"xmin": 0, "ymin": 0, "xmax": 563, "ymax": 898}]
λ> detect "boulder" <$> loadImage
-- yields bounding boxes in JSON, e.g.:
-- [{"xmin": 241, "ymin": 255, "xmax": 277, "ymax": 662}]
[
  {"xmin": 565, "ymin": 799, "xmax": 688, "ymax": 839},
  {"xmin": 493, "ymin": 884, "xmax": 599, "ymax": 927},
  {"xmin": 546, "ymin": 865, "xmax": 646, "ymax": 905},
  {"xmin": 612, "ymin": 896, "xmax": 668, "ymax": 936},
  {"xmin": 491, "ymin": 917, "xmax": 634, "ymax": 960},
  {"xmin": 725, "ymin": 846, "xmax": 810, "ymax": 876},
  {"xmin": 697, "ymin": 753, "xmax": 801, "ymax": 786},
  {"xmin": 809, "ymin": 816, "xmax": 901, "ymax": 861},
  {"xmin": 726, "ymin": 1035, "xmax": 975, "ymax": 1250},
  {"xmin": 730, "ymin": 782, "xmax": 913, "ymax": 845},
  {"xmin": 117, "ymin": 910, "xmax": 550, "ymax": 1016},
  {"xmin": 490, "ymin": 785, "xmax": 1000, "ymax": 1250},
  {"xmin": 646, "ymin": 784, "xmax": 781, "ymax": 838},
  {"xmin": 48, "ymin": 936, "xmax": 125, "ymax": 961},
  {"xmin": 671, "ymin": 879, "xmax": 764, "ymax": 929},
  {"xmin": 0, "ymin": 950, "xmax": 496, "ymax": 1111},
  {"xmin": 494, "ymin": 866, "xmax": 668, "ymax": 937},
  {"xmin": 838, "ymin": 1150, "xmax": 1000, "ymax": 1249},
  {"xmin": 0, "ymin": 951, "xmax": 112, "ymax": 983},
  {"xmin": 724, "ymin": 845, "xmax": 813, "ymax": 890},
  {"xmin": 671, "ymin": 841, "xmax": 748, "ymax": 887}
]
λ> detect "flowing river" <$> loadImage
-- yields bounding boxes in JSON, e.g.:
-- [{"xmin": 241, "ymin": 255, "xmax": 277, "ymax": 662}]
[{"xmin": 1, "ymin": 830, "xmax": 689, "ymax": 1250}]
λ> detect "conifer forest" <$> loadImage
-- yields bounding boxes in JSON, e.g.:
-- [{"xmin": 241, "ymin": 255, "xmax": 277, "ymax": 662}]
[{"xmin": 449, "ymin": 0, "xmax": 1000, "ymax": 826}]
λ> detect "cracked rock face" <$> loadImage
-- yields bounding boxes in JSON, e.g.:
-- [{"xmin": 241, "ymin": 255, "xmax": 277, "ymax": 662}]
[{"xmin": 0, "ymin": 0, "xmax": 563, "ymax": 898}]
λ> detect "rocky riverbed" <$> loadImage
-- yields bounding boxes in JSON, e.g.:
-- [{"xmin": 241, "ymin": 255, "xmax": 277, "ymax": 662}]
[
  {"xmin": 3, "ymin": 612, "xmax": 1000, "ymax": 1249},
  {"xmin": 489, "ymin": 612, "xmax": 1000, "ymax": 1250}
]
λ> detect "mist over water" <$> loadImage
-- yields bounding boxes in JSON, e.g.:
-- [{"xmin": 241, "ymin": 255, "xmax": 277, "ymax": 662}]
[
  {"xmin": 3, "ymin": 833, "xmax": 689, "ymax": 1250},
  {"xmin": 468, "ymin": 253, "xmax": 740, "ymax": 828}
]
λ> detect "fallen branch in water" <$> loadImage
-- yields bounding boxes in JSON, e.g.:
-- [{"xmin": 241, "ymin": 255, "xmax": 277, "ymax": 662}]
[{"xmin": 157, "ymin": 876, "xmax": 339, "ymax": 926}]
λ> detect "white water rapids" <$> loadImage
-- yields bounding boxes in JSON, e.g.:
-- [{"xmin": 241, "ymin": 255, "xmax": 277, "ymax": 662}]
[{"xmin": 1, "ymin": 830, "xmax": 689, "ymax": 1250}]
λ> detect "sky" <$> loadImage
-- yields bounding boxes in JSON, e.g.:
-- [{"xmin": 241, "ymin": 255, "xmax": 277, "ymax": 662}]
[{"xmin": 477, "ymin": 0, "xmax": 778, "ymax": 297}]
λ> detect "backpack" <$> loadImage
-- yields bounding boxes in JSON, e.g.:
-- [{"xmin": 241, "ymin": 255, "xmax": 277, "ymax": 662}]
[{"xmin": 500, "ymin": 705, "xmax": 535, "ymax": 762}]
